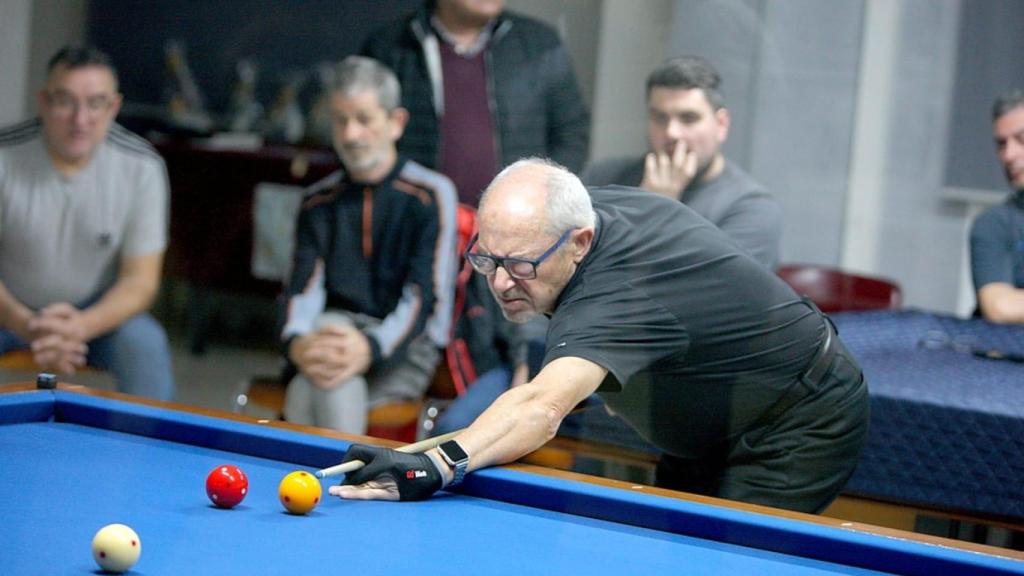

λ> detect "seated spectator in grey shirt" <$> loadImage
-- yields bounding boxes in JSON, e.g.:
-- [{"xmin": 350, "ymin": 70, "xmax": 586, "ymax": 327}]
[{"xmin": 583, "ymin": 56, "xmax": 782, "ymax": 270}]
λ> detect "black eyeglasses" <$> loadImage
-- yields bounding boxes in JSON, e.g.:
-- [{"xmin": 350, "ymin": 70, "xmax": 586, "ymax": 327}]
[
  {"xmin": 464, "ymin": 229, "xmax": 574, "ymax": 280},
  {"xmin": 45, "ymin": 91, "xmax": 116, "ymax": 119}
]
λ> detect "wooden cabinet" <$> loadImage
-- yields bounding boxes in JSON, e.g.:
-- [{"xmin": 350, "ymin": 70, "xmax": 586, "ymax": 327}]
[{"xmin": 154, "ymin": 140, "xmax": 338, "ymax": 352}]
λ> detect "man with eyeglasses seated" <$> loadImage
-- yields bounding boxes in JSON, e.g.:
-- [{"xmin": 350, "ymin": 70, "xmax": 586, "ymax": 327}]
[
  {"xmin": 0, "ymin": 45, "xmax": 174, "ymax": 400},
  {"xmin": 331, "ymin": 158, "xmax": 869, "ymax": 515}
]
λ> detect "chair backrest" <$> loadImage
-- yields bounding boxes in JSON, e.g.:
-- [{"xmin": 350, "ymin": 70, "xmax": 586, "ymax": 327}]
[{"xmin": 776, "ymin": 264, "xmax": 902, "ymax": 314}]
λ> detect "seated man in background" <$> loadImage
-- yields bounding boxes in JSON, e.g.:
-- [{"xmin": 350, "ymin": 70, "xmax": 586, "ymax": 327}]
[
  {"xmin": 583, "ymin": 56, "xmax": 781, "ymax": 269},
  {"xmin": 0, "ymin": 45, "xmax": 174, "ymax": 400},
  {"xmin": 281, "ymin": 56, "xmax": 458, "ymax": 434},
  {"xmin": 970, "ymin": 89, "xmax": 1024, "ymax": 324}
]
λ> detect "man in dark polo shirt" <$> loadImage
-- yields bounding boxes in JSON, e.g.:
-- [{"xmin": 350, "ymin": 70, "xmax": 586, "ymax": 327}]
[{"xmin": 332, "ymin": 158, "xmax": 869, "ymax": 514}]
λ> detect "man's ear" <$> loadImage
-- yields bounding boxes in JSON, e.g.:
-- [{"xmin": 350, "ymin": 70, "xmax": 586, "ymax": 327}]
[
  {"xmin": 110, "ymin": 92, "xmax": 124, "ymax": 118},
  {"xmin": 571, "ymin": 227, "xmax": 595, "ymax": 263},
  {"xmin": 390, "ymin": 106, "xmax": 410, "ymax": 140},
  {"xmin": 715, "ymin": 107, "xmax": 731, "ymax": 143}
]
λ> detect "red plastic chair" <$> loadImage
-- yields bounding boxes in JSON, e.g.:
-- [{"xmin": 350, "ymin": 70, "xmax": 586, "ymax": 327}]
[{"xmin": 776, "ymin": 264, "xmax": 902, "ymax": 314}]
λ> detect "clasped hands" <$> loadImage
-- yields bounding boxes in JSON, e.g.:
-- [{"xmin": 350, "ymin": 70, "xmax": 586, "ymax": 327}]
[
  {"xmin": 289, "ymin": 324, "xmax": 373, "ymax": 389},
  {"xmin": 22, "ymin": 303, "xmax": 89, "ymax": 374}
]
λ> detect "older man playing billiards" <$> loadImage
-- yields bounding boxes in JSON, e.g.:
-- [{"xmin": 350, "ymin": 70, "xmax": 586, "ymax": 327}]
[{"xmin": 332, "ymin": 158, "xmax": 869, "ymax": 514}]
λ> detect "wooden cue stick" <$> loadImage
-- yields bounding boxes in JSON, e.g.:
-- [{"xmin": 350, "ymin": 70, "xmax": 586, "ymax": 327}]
[
  {"xmin": 315, "ymin": 429, "xmax": 462, "ymax": 478},
  {"xmin": 313, "ymin": 400, "xmax": 599, "ymax": 478}
]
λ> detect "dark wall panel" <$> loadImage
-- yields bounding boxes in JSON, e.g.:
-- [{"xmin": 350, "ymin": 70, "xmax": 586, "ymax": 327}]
[{"xmin": 87, "ymin": 0, "xmax": 421, "ymax": 112}]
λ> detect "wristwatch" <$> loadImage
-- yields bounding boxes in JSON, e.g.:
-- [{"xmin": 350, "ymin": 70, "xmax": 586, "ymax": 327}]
[{"xmin": 436, "ymin": 440, "xmax": 470, "ymax": 487}]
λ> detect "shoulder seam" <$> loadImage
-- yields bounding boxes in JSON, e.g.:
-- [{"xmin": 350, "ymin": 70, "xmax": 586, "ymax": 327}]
[
  {"xmin": 301, "ymin": 171, "xmax": 343, "ymax": 210},
  {"xmin": 397, "ymin": 161, "xmax": 456, "ymax": 196},
  {"xmin": 106, "ymin": 124, "xmax": 163, "ymax": 160},
  {"xmin": 0, "ymin": 119, "xmax": 42, "ymax": 147}
]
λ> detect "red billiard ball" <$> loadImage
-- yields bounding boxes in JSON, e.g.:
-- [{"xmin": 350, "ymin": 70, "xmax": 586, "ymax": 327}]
[{"xmin": 206, "ymin": 464, "xmax": 248, "ymax": 508}]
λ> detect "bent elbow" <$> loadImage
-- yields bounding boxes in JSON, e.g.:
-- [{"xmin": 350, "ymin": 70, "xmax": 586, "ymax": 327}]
[{"xmin": 982, "ymin": 304, "xmax": 1019, "ymax": 324}]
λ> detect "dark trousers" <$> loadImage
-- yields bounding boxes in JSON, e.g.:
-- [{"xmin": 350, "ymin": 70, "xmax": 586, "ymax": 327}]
[{"xmin": 656, "ymin": 340, "xmax": 870, "ymax": 514}]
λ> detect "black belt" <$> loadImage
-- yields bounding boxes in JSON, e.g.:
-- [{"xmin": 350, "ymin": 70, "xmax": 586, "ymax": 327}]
[
  {"xmin": 758, "ymin": 300, "xmax": 839, "ymax": 427},
  {"xmin": 800, "ymin": 300, "xmax": 838, "ymax": 388}
]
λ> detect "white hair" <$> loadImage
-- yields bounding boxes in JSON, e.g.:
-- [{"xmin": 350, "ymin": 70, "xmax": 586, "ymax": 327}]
[
  {"xmin": 482, "ymin": 157, "xmax": 596, "ymax": 236},
  {"xmin": 332, "ymin": 56, "xmax": 401, "ymax": 111}
]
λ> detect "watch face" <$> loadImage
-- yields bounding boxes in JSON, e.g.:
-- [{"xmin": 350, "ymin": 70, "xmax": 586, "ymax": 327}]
[{"xmin": 440, "ymin": 440, "xmax": 469, "ymax": 463}]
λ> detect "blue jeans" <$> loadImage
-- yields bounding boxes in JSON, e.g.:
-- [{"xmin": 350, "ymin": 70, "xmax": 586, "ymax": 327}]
[
  {"xmin": 0, "ymin": 313, "xmax": 175, "ymax": 401},
  {"xmin": 432, "ymin": 366, "xmax": 512, "ymax": 436}
]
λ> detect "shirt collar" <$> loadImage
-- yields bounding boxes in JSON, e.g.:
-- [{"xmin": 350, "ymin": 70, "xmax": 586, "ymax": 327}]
[{"xmin": 430, "ymin": 14, "xmax": 495, "ymax": 57}]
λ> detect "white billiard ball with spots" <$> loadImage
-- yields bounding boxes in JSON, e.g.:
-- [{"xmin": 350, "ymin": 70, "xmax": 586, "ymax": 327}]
[{"xmin": 91, "ymin": 523, "xmax": 141, "ymax": 573}]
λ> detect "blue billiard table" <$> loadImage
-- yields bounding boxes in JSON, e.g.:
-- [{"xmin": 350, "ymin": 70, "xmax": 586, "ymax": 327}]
[{"xmin": 1, "ymin": 383, "xmax": 1021, "ymax": 575}]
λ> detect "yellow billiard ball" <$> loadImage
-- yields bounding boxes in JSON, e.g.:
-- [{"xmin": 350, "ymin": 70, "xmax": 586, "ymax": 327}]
[
  {"xmin": 278, "ymin": 470, "xmax": 322, "ymax": 514},
  {"xmin": 91, "ymin": 523, "xmax": 141, "ymax": 573}
]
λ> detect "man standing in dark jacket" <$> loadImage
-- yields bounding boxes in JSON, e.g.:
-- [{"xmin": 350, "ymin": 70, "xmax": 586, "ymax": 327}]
[
  {"xmin": 281, "ymin": 56, "xmax": 458, "ymax": 434},
  {"xmin": 363, "ymin": 0, "xmax": 590, "ymax": 207}
]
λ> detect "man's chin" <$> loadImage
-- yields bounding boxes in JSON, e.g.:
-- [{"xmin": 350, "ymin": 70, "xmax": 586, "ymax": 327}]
[{"xmin": 499, "ymin": 302, "xmax": 536, "ymax": 324}]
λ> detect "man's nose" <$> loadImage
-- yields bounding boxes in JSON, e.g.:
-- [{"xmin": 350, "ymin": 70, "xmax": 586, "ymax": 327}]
[
  {"xmin": 666, "ymin": 118, "xmax": 687, "ymax": 140},
  {"xmin": 71, "ymin": 103, "xmax": 91, "ymax": 125},
  {"xmin": 491, "ymin": 266, "xmax": 517, "ymax": 292},
  {"xmin": 341, "ymin": 122, "xmax": 364, "ymax": 141}
]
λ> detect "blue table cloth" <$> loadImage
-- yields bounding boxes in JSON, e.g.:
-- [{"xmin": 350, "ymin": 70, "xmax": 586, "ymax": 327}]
[
  {"xmin": 832, "ymin": 310, "xmax": 1024, "ymax": 520},
  {"xmin": 556, "ymin": 310, "xmax": 1024, "ymax": 521}
]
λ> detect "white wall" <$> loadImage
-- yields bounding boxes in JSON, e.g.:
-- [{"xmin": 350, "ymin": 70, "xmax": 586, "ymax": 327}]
[
  {"xmin": 589, "ymin": 0, "xmax": 674, "ymax": 161},
  {"xmin": 26, "ymin": 0, "xmax": 87, "ymax": 104},
  {"xmin": 591, "ymin": 0, "xmax": 971, "ymax": 314},
  {"xmin": 849, "ymin": 0, "xmax": 963, "ymax": 313},
  {"xmin": 0, "ymin": 0, "xmax": 85, "ymax": 124},
  {"xmin": 0, "ymin": 0, "xmax": 33, "ymax": 124}
]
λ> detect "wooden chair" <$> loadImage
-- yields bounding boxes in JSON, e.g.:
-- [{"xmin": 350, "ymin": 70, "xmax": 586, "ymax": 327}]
[
  {"xmin": 0, "ymin": 350, "xmax": 40, "ymax": 372},
  {"xmin": 776, "ymin": 264, "xmax": 902, "ymax": 313},
  {"xmin": 233, "ymin": 374, "xmax": 423, "ymax": 442},
  {"xmin": 0, "ymin": 350, "xmax": 101, "ymax": 376}
]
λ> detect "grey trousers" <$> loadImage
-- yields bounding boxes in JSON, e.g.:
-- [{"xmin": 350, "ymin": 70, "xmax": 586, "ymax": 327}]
[{"xmin": 284, "ymin": 311, "xmax": 439, "ymax": 434}]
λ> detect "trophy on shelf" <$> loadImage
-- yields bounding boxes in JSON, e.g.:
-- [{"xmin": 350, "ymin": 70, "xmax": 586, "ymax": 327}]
[
  {"xmin": 163, "ymin": 40, "xmax": 213, "ymax": 133},
  {"xmin": 304, "ymin": 61, "xmax": 336, "ymax": 148},
  {"xmin": 263, "ymin": 72, "xmax": 306, "ymax": 145},
  {"xmin": 226, "ymin": 58, "xmax": 264, "ymax": 134}
]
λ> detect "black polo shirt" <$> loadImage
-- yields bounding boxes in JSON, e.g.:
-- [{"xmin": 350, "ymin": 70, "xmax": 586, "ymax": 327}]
[{"xmin": 544, "ymin": 186, "xmax": 825, "ymax": 458}]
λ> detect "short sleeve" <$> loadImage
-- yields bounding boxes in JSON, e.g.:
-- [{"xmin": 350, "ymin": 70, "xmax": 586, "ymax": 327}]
[
  {"xmin": 970, "ymin": 207, "xmax": 1015, "ymax": 290},
  {"xmin": 544, "ymin": 282, "xmax": 690, "ymax": 390},
  {"xmin": 122, "ymin": 157, "xmax": 169, "ymax": 257}
]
